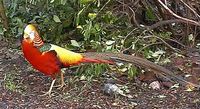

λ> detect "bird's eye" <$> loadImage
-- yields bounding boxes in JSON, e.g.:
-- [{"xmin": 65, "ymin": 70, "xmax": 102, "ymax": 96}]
[{"xmin": 29, "ymin": 31, "xmax": 35, "ymax": 40}]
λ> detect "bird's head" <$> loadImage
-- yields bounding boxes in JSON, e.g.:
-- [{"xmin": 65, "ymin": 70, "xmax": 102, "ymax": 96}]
[
  {"xmin": 23, "ymin": 24, "xmax": 37, "ymax": 40},
  {"xmin": 23, "ymin": 24, "xmax": 44, "ymax": 46}
]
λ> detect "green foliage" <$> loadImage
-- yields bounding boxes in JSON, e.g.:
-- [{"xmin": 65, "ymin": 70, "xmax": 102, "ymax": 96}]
[
  {"xmin": 4, "ymin": 73, "xmax": 17, "ymax": 90},
  {"xmin": 145, "ymin": 7, "xmax": 156, "ymax": 21},
  {"xmin": 127, "ymin": 65, "xmax": 138, "ymax": 80},
  {"xmin": 2, "ymin": 0, "xmax": 172, "ymax": 80},
  {"xmin": 80, "ymin": 0, "xmax": 96, "ymax": 4},
  {"xmin": 4, "ymin": 70, "xmax": 24, "ymax": 93},
  {"xmin": 77, "ymin": 64, "xmax": 109, "ymax": 78}
]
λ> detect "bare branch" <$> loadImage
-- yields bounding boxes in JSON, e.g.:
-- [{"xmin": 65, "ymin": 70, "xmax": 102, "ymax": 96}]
[{"xmin": 157, "ymin": 0, "xmax": 200, "ymax": 26}]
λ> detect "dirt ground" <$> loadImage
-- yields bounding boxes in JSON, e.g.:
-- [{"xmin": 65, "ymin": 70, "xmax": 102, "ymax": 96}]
[{"xmin": 0, "ymin": 39, "xmax": 200, "ymax": 109}]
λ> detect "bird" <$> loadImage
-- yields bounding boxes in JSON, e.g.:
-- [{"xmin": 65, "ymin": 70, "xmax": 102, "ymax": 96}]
[
  {"xmin": 21, "ymin": 24, "xmax": 200, "ymax": 96},
  {"xmin": 21, "ymin": 24, "xmax": 115, "ymax": 96}
]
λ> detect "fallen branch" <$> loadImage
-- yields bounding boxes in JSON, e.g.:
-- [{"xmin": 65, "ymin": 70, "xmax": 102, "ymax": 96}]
[{"xmin": 146, "ymin": 19, "xmax": 189, "ymax": 30}]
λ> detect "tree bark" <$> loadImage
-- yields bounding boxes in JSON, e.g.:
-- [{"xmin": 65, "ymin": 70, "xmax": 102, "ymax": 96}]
[{"xmin": 0, "ymin": 0, "xmax": 8, "ymax": 30}]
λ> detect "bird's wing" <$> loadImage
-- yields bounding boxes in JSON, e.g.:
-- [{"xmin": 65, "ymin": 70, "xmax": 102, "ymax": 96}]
[{"xmin": 49, "ymin": 44, "xmax": 83, "ymax": 66}]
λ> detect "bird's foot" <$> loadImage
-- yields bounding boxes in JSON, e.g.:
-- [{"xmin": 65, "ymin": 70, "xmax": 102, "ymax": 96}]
[
  {"xmin": 39, "ymin": 79, "xmax": 56, "ymax": 97},
  {"xmin": 54, "ymin": 83, "xmax": 66, "ymax": 89},
  {"xmin": 39, "ymin": 91, "xmax": 52, "ymax": 97},
  {"xmin": 58, "ymin": 83, "xmax": 66, "ymax": 89}
]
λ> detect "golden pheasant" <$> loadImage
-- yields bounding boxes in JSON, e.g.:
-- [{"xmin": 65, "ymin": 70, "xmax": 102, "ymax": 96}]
[{"xmin": 21, "ymin": 24, "xmax": 200, "ymax": 96}]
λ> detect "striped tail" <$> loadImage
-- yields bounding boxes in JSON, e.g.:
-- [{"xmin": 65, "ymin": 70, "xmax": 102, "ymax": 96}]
[{"xmin": 81, "ymin": 52, "xmax": 200, "ymax": 89}]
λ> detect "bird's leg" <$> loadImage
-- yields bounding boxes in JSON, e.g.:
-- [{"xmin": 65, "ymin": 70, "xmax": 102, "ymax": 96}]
[
  {"xmin": 40, "ymin": 79, "xmax": 56, "ymax": 97},
  {"xmin": 53, "ymin": 71, "xmax": 66, "ymax": 89},
  {"xmin": 58, "ymin": 71, "xmax": 66, "ymax": 89}
]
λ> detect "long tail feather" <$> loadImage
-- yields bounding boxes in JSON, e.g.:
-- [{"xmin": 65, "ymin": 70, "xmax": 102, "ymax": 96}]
[
  {"xmin": 81, "ymin": 57, "xmax": 114, "ymax": 64},
  {"xmin": 81, "ymin": 52, "xmax": 200, "ymax": 89}
]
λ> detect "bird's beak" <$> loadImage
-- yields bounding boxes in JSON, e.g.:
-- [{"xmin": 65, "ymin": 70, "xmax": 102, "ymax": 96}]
[{"xmin": 24, "ymin": 34, "xmax": 29, "ymax": 39}]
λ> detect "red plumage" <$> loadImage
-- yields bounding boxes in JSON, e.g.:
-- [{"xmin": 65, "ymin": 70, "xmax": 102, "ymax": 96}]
[{"xmin": 22, "ymin": 39, "xmax": 60, "ymax": 79}]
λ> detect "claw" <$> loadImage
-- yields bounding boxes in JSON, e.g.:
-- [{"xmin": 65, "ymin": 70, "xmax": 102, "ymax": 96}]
[
  {"xmin": 57, "ymin": 83, "xmax": 66, "ymax": 90},
  {"xmin": 39, "ymin": 91, "xmax": 52, "ymax": 97}
]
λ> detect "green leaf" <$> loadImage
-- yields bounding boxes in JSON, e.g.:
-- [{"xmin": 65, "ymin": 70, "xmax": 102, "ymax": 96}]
[
  {"xmin": 53, "ymin": 15, "xmax": 61, "ymax": 23},
  {"xmin": 71, "ymin": 40, "xmax": 80, "ymax": 47},
  {"xmin": 106, "ymin": 40, "xmax": 115, "ymax": 45},
  {"xmin": 0, "ymin": 25, "xmax": 4, "ymax": 35},
  {"xmin": 80, "ymin": 0, "xmax": 96, "ymax": 4},
  {"xmin": 76, "ymin": 7, "xmax": 85, "ymax": 26},
  {"xmin": 88, "ymin": 13, "xmax": 97, "ymax": 20},
  {"xmin": 50, "ymin": 0, "xmax": 55, "ymax": 3},
  {"xmin": 128, "ymin": 65, "xmax": 138, "ymax": 80},
  {"xmin": 146, "ymin": 7, "xmax": 156, "ymax": 21},
  {"xmin": 61, "ymin": 0, "xmax": 67, "ymax": 5}
]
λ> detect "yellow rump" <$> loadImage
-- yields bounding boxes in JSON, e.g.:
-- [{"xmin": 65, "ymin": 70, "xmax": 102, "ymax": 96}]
[{"xmin": 50, "ymin": 44, "xmax": 83, "ymax": 65}]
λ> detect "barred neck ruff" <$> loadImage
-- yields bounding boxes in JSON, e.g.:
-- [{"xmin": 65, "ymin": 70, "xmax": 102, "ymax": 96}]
[{"xmin": 33, "ymin": 32, "xmax": 44, "ymax": 47}]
